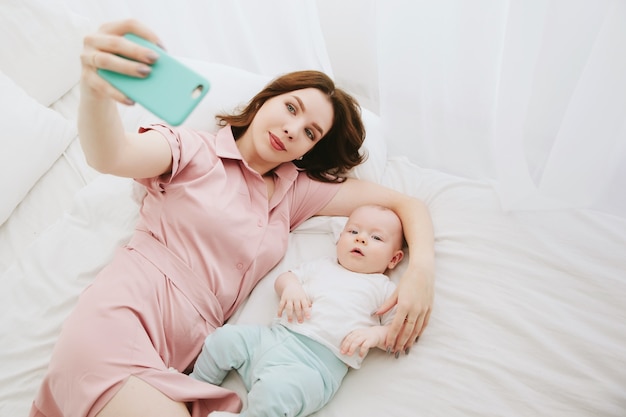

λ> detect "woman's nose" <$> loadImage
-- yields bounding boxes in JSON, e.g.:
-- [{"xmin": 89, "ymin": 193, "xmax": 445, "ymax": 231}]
[{"xmin": 284, "ymin": 119, "xmax": 305, "ymax": 140}]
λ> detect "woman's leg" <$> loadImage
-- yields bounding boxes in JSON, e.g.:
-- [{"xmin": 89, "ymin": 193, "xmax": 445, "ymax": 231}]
[{"xmin": 96, "ymin": 376, "xmax": 190, "ymax": 417}]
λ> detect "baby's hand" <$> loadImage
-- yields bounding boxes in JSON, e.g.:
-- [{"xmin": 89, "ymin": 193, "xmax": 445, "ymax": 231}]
[
  {"xmin": 340, "ymin": 327, "xmax": 388, "ymax": 358},
  {"xmin": 277, "ymin": 283, "xmax": 311, "ymax": 323}
]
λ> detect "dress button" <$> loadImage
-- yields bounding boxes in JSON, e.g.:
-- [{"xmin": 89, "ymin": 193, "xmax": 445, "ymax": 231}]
[{"xmin": 236, "ymin": 263, "xmax": 243, "ymax": 270}]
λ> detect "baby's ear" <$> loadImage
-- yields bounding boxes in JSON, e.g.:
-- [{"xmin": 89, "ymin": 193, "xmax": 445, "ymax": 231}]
[{"xmin": 387, "ymin": 249, "xmax": 404, "ymax": 270}]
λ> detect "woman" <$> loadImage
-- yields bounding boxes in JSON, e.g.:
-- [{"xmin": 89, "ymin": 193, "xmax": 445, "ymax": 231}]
[{"xmin": 30, "ymin": 19, "xmax": 434, "ymax": 417}]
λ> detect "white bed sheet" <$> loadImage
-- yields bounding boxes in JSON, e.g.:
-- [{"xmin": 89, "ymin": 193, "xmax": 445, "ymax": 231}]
[
  {"xmin": 0, "ymin": 140, "xmax": 92, "ymax": 273},
  {"xmin": 1, "ymin": 1, "xmax": 625, "ymax": 416},
  {"xmin": 236, "ymin": 158, "xmax": 626, "ymax": 416},
  {"xmin": 2, "ymin": 157, "xmax": 625, "ymax": 417}
]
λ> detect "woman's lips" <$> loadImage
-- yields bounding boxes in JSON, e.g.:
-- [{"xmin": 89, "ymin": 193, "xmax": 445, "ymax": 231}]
[{"xmin": 269, "ymin": 132, "xmax": 286, "ymax": 151}]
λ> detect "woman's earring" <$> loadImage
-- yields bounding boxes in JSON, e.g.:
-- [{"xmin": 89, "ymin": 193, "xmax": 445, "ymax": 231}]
[{"xmin": 297, "ymin": 156, "xmax": 303, "ymax": 160}]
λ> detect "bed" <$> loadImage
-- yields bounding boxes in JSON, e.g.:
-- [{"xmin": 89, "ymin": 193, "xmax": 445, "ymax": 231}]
[{"xmin": 1, "ymin": 1, "xmax": 625, "ymax": 416}]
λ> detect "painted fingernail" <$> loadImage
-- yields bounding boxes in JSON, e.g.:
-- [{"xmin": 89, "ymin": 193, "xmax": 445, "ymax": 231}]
[
  {"xmin": 370, "ymin": 309, "xmax": 378, "ymax": 316},
  {"xmin": 386, "ymin": 347, "xmax": 391, "ymax": 354},
  {"xmin": 137, "ymin": 65, "xmax": 152, "ymax": 76},
  {"xmin": 405, "ymin": 347, "xmax": 411, "ymax": 355},
  {"xmin": 394, "ymin": 351, "xmax": 400, "ymax": 359},
  {"xmin": 146, "ymin": 52, "xmax": 159, "ymax": 63}
]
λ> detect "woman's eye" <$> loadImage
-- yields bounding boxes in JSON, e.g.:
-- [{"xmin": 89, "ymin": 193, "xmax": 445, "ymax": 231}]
[
  {"xmin": 305, "ymin": 128, "xmax": 314, "ymax": 140},
  {"xmin": 286, "ymin": 103, "xmax": 296, "ymax": 114}
]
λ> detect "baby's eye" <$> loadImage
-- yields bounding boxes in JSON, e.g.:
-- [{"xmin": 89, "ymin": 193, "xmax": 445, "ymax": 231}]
[
  {"xmin": 305, "ymin": 128, "xmax": 314, "ymax": 140},
  {"xmin": 372, "ymin": 235, "xmax": 383, "ymax": 241},
  {"xmin": 348, "ymin": 229, "xmax": 358, "ymax": 235},
  {"xmin": 286, "ymin": 103, "xmax": 296, "ymax": 114}
]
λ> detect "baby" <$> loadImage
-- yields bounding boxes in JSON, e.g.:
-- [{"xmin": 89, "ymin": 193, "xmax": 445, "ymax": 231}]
[{"xmin": 191, "ymin": 204, "xmax": 406, "ymax": 417}]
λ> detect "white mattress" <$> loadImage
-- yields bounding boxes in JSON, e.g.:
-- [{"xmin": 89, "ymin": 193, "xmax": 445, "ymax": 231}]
[{"xmin": 2, "ymin": 155, "xmax": 625, "ymax": 416}]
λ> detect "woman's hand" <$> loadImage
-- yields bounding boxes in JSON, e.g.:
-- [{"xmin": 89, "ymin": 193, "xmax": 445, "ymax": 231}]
[
  {"xmin": 374, "ymin": 265, "xmax": 434, "ymax": 355},
  {"xmin": 80, "ymin": 19, "xmax": 164, "ymax": 104},
  {"xmin": 77, "ymin": 19, "xmax": 173, "ymax": 179}
]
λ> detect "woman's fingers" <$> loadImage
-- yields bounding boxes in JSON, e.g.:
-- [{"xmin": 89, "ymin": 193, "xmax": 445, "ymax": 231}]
[
  {"xmin": 385, "ymin": 305, "xmax": 432, "ymax": 355},
  {"xmin": 80, "ymin": 19, "xmax": 164, "ymax": 103},
  {"xmin": 80, "ymin": 68, "xmax": 133, "ymax": 104},
  {"xmin": 82, "ymin": 32, "xmax": 158, "ymax": 75}
]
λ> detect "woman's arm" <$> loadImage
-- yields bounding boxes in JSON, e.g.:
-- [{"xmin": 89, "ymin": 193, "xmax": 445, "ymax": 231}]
[
  {"xmin": 78, "ymin": 19, "xmax": 172, "ymax": 178},
  {"xmin": 318, "ymin": 178, "xmax": 435, "ymax": 354}
]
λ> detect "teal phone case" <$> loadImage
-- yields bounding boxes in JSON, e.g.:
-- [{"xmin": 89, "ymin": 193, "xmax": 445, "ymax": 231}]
[{"xmin": 97, "ymin": 33, "xmax": 210, "ymax": 126}]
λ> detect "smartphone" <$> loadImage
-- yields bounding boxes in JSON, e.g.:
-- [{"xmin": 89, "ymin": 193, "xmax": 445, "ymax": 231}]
[{"xmin": 97, "ymin": 33, "xmax": 210, "ymax": 126}]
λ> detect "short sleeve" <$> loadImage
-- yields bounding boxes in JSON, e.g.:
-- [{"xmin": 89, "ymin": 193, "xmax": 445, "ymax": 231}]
[
  {"xmin": 134, "ymin": 124, "xmax": 213, "ymax": 191},
  {"xmin": 380, "ymin": 280, "xmax": 398, "ymax": 325},
  {"xmin": 288, "ymin": 257, "xmax": 323, "ymax": 284},
  {"xmin": 288, "ymin": 175, "xmax": 341, "ymax": 230}
]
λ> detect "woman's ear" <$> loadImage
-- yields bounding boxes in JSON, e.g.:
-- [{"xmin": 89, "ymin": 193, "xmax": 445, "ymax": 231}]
[{"xmin": 387, "ymin": 249, "xmax": 404, "ymax": 270}]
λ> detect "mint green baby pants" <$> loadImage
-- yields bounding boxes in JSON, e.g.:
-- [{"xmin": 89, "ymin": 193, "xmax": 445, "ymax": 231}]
[{"xmin": 190, "ymin": 323, "xmax": 348, "ymax": 417}]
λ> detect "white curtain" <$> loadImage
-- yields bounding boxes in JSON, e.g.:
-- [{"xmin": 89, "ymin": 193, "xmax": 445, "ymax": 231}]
[
  {"xmin": 63, "ymin": 0, "xmax": 626, "ymax": 218},
  {"xmin": 318, "ymin": 0, "xmax": 626, "ymax": 219},
  {"xmin": 63, "ymin": 0, "xmax": 332, "ymax": 77}
]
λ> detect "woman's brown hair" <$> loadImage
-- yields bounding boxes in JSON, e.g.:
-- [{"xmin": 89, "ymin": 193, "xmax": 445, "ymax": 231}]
[{"xmin": 217, "ymin": 70, "xmax": 366, "ymax": 183}]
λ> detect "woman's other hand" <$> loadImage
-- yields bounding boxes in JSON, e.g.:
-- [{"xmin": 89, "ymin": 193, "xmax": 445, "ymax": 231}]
[{"xmin": 374, "ymin": 265, "xmax": 434, "ymax": 355}]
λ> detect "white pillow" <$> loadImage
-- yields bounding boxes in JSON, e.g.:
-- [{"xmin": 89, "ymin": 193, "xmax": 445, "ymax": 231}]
[
  {"xmin": 0, "ymin": 72, "xmax": 77, "ymax": 225},
  {"xmin": 0, "ymin": 0, "xmax": 93, "ymax": 106},
  {"xmin": 350, "ymin": 107, "xmax": 387, "ymax": 183},
  {"xmin": 178, "ymin": 59, "xmax": 273, "ymax": 134},
  {"xmin": 122, "ymin": 58, "xmax": 388, "ymax": 183}
]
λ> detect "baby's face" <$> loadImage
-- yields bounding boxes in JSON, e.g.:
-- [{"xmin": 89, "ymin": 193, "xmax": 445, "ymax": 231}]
[{"xmin": 336, "ymin": 206, "xmax": 404, "ymax": 274}]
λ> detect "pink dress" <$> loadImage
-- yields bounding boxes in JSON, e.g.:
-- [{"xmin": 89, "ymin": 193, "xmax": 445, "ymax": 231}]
[{"xmin": 29, "ymin": 125, "xmax": 341, "ymax": 417}]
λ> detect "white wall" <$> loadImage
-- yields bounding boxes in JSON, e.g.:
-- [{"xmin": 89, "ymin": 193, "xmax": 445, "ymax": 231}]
[{"xmin": 314, "ymin": 0, "xmax": 626, "ymax": 217}]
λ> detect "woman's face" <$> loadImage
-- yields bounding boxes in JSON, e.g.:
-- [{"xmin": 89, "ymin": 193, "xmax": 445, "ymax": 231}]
[{"xmin": 247, "ymin": 88, "xmax": 334, "ymax": 167}]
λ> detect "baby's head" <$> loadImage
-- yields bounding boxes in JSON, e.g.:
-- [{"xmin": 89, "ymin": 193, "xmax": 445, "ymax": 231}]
[{"xmin": 336, "ymin": 205, "xmax": 405, "ymax": 274}]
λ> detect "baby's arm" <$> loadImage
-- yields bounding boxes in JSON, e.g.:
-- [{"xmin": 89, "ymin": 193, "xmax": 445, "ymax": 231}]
[
  {"xmin": 340, "ymin": 325, "xmax": 390, "ymax": 358},
  {"xmin": 274, "ymin": 271, "xmax": 311, "ymax": 323}
]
